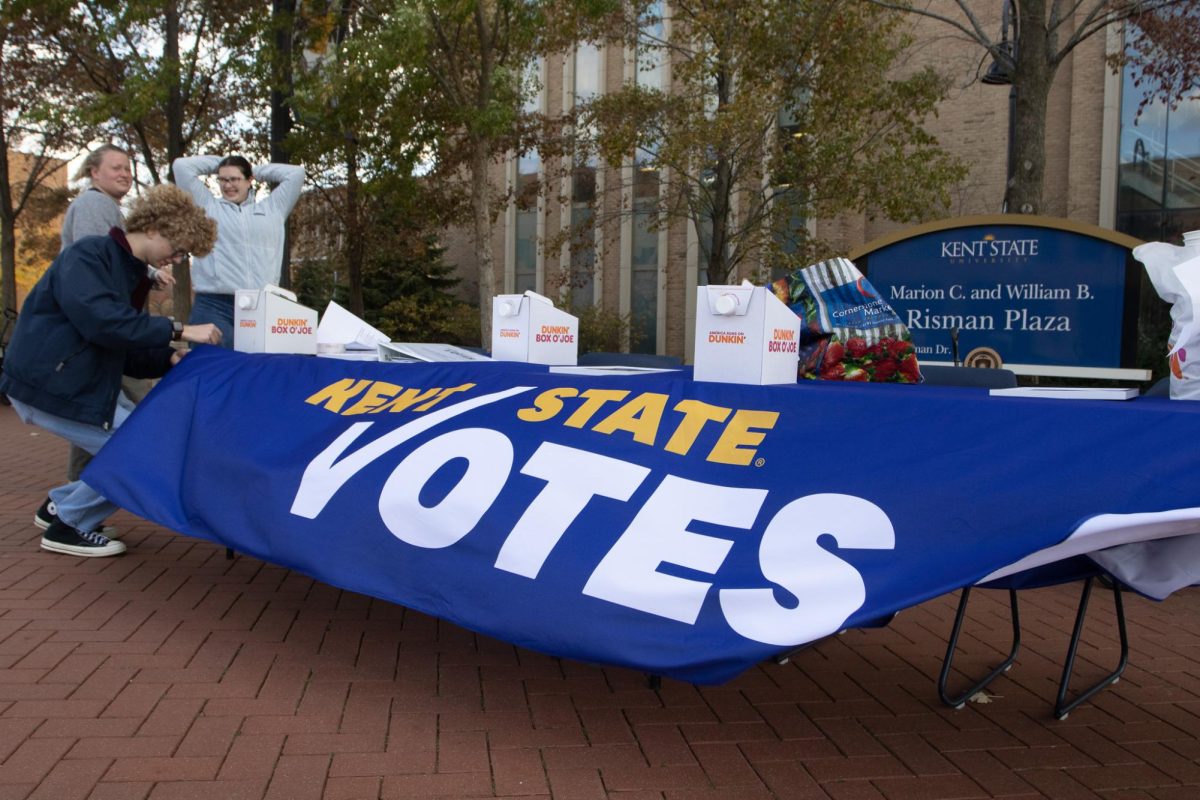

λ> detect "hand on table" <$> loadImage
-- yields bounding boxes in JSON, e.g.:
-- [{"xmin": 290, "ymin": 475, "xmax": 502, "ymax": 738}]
[{"xmin": 181, "ymin": 323, "xmax": 222, "ymax": 346}]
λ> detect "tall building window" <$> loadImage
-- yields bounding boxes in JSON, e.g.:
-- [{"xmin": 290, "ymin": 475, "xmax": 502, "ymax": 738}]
[
  {"xmin": 1116, "ymin": 22, "xmax": 1200, "ymax": 243},
  {"xmin": 571, "ymin": 43, "xmax": 602, "ymax": 310},
  {"xmin": 632, "ymin": 146, "xmax": 660, "ymax": 353},
  {"xmin": 630, "ymin": 3, "xmax": 665, "ymax": 353},
  {"xmin": 637, "ymin": 2, "xmax": 666, "ymax": 92},
  {"xmin": 571, "ymin": 161, "xmax": 596, "ymax": 310},
  {"xmin": 515, "ymin": 58, "xmax": 544, "ymax": 293},
  {"xmin": 575, "ymin": 42, "xmax": 602, "ymax": 102}
]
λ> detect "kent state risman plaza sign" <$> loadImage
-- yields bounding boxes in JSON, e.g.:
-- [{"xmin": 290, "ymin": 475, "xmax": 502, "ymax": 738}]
[{"xmin": 852, "ymin": 214, "xmax": 1146, "ymax": 379}]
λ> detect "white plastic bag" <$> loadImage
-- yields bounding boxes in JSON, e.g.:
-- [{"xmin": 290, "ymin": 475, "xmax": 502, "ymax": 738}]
[{"xmin": 1133, "ymin": 230, "xmax": 1200, "ymax": 399}]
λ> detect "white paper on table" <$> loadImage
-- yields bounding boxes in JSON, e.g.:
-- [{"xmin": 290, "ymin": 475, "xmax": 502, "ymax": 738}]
[
  {"xmin": 316, "ymin": 350, "xmax": 381, "ymax": 361},
  {"xmin": 1169, "ymin": 254, "xmax": 1200, "ymax": 356},
  {"xmin": 317, "ymin": 300, "xmax": 391, "ymax": 349},
  {"xmin": 988, "ymin": 386, "xmax": 1138, "ymax": 400},
  {"xmin": 549, "ymin": 366, "xmax": 679, "ymax": 375},
  {"xmin": 378, "ymin": 342, "xmax": 492, "ymax": 362}
]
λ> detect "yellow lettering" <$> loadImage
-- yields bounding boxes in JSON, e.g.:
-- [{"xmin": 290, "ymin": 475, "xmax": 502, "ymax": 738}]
[
  {"xmin": 707, "ymin": 409, "xmax": 780, "ymax": 466},
  {"xmin": 414, "ymin": 383, "xmax": 476, "ymax": 412},
  {"xmin": 663, "ymin": 399, "xmax": 732, "ymax": 456},
  {"xmin": 375, "ymin": 387, "xmax": 441, "ymax": 413},
  {"xmin": 343, "ymin": 381, "xmax": 403, "ymax": 415},
  {"xmin": 305, "ymin": 378, "xmax": 372, "ymax": 413},
  {"xmin": 592, "ymin": 392, "xmax": 668, "ymax": 445},
  {"xmin": 564, "ymin": 389, "xmax": 630, "ymax": 428},
  {"xmin": 517, "ymin": 387, "xmax": 580, "ymax": 422}
]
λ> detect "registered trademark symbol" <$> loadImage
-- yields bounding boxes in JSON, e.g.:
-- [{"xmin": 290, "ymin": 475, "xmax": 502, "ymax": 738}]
[{"xmin": 754, "ymin": 458, "xmax": 765, "ymax": 467}]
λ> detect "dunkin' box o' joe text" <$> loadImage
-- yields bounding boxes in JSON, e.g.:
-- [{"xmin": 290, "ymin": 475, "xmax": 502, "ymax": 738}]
[
  {"xmin": 693, "ymin": 282, "xmax": 800, "ymax": 385},
  {"xmin": 491, "ymin": 291, "xmax": 579, "ymax": 366},
  {"xmin": 234, "ymin": 285, "xmax": 318, "ymax": 355}
]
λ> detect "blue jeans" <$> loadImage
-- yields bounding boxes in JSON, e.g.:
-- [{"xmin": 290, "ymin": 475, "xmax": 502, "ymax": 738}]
[
  {"xmin": 9, "ymin": 395, "xmax": 133, "ymax": 533},
  {"xmin": 189, "ymin": 293, "xmax": 235, "ymax": 349}
]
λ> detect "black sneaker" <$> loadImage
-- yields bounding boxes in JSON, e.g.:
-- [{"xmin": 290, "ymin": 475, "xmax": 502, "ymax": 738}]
[
  {"xmin": 34, "ymin": 497, "xmax": 119, "ymax": 539},
  {"xmin": 40, "ymin": 519, "xmax": 126, "ymax": 558}
]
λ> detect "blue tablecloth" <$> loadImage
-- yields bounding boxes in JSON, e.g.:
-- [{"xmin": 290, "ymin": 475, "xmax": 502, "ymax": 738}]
[{"xmin": 86, "ymin": 347, "xmax": 1200, "ymax": 683}]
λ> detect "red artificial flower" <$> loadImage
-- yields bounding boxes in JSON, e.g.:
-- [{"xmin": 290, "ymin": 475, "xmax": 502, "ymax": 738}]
[
  {"xmin": 887, "ymin": 338, "xmax": 911, "ymax": 359},
  {"xmin": 844, "ymin": 367, "xmax": 869, "ymax": 381},
  {"xmin": 824, "ymin": 341, "xmax": 845, "ymax": 365},
  {"xmin": 821, "ymin": 362, "xmax": 846, "ymax": 380},
  {"xmin": 873, "ymin": 360, "xmax": 899, "ymax": 381}
]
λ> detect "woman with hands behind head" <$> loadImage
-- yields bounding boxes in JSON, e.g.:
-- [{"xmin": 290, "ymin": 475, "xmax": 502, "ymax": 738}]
[
  {"xmin": 0, "ymin": 184, "xmax": 219, "ymax": 558},
  {"xmin": 173, "ymin": 154, "xmax": 304, "ymax": 347}
]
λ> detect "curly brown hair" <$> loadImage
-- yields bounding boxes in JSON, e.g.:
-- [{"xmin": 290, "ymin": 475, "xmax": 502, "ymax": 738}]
[{"xmin": 125, "ymin": 184, "xmax": 218, "ymax": 257}]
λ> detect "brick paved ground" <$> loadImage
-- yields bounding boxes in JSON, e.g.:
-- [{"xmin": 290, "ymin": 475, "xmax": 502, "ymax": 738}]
[{"xmin": 1, "ymin": 402, "xmax": 1199, "ymax": 799}]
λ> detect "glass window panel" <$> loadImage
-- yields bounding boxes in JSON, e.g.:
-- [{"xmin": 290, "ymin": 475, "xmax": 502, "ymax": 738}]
[
  {"xmin": 517, "ymin": 148, "xmax": 540, "ymax": 210},
  {"xmin": 573, "ymin": 163, "xmax": 596, "ymax": 204},
  {"xmin": 637, "ymin": 1, "xmax": 666, "ymax": 91},
  {"xmin": 523, "ymin": 57, "xmax": 544, "ymax": 114},
  {"xmin": 696, "ymin": 215, "xmax": 713, "ymax": 287},
  {"xmin": 1116, "ymin": 21, "xmax": 1200, "ymax": 243},
  {"xmin": 570, "ymin": 205, "xmax": 595, "ymax": 310},
  {"xmin": 574, "ymin": 43, "xmax": 602, "ymax": 104},
  {"xmin": 515, "ymin": 208, "xmax": 537, "ymax": 293},
  {"xmin": 770, "ymin": 190, "xmax": 805, "ymax": 280},
  {"xmin": 631, "ymin": 196, "xmax": 658, "ymax": 353}
]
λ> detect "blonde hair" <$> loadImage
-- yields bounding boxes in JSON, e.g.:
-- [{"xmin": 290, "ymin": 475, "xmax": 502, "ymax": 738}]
[
  {"xmin": 73, "ymin": 144, "xmax": 130, "ymax": 183},
  {"xmin": 125, "ymin": 184, "xmax": 218, "ymax": 257}
]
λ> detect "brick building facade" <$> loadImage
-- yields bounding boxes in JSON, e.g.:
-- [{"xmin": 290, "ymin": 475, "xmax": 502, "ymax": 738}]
[{"xmin": 473, "ymin": 8, "xmax": 1197, "ymax": 360}]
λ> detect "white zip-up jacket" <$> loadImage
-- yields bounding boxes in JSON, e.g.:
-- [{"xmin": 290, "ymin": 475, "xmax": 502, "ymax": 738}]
[{"xmin": 173, "ymin": 155, "xmax": 305, "ymax": 295}]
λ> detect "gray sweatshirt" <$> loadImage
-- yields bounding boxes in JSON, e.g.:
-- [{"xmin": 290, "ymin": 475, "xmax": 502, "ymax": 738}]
[
  {"xmin": 61, "ymin": 188, "xmax": 124, "ymax": 249},
  {"xmin": 173, "ymin": 155, "xmax": 305, "ymax": 294}
]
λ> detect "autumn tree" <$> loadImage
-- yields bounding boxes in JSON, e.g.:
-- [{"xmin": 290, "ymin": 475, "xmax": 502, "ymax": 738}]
[
  {"xmin": 285, "ymin": 0, "xmax": 440, "ymax": 317},
  {"xmin": 1115, "ymin": 3, "xmax": 1199, "ymax": 119},
  {"xmin": 868, "ymin": 0, "xmax": 1187, "ymax": 216},
  {"xmin": 32, "ymin": 0, "xmax": 266, "ymax": 319},
  {"xmin": 384, "ymin": 0, "xmax": 616, "ymax": 342},
  {"xmin": 0, "ymin": 4, "xmax": 89, "ymax": 318},
  {"xmin": 584, "ymin": 0, "xmax": 966, "ymax": 285}
]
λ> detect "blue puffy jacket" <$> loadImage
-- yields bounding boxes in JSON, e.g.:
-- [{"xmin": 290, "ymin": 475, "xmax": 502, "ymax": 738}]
[{"xmin": 0, "ymin": 233, "xmax": 175, "ymax": 428}]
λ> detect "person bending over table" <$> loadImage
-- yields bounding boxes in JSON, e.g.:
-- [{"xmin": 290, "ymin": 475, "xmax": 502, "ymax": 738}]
[
  {"xmin": 55, "ymin": 144, "xmax": 178, "ymax": 526},
  {"xmin": 0, "ymin": 184, "xmax": 221, "ymax": 558},
  {"xmin": 173, "ymin": 154, "xmax": 304, "ymax": 348}
]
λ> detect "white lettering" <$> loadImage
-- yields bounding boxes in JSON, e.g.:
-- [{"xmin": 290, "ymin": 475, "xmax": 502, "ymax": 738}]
[
  {"xmin": 495, "ymin": 443, "xmax": 650, "ymax": 578},
  {"xmin": 289, "ymin": 386, "xmax": 533, "ymax": 519},
  {"xmin": 379, "ymin": 429, "xmax": 513, "ymax": 548},
  {"xmin": 583, "ymin": 476, "xmax": 767, "ymax": 624},
  {"xmin": 720, "ymin": 494, "xmax": 895, "ymax": 646}
]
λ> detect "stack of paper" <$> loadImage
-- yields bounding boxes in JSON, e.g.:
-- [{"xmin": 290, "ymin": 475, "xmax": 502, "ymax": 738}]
[
  {"xmin": 378, "ymin": 342, "xmax": 492, "ymax": 363},
  {"xmin": 988, "ymin": 387, "xmax": 1138, "ymax": 400},
  {"xmin": 316, "ymin": 301, "xmax": 491, "ymax": 363}
]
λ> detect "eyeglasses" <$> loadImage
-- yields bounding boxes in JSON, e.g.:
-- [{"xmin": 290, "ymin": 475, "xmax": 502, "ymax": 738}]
[{"xmin": 216, "ymin": 176, "xmax": 246, "ymax": 185}]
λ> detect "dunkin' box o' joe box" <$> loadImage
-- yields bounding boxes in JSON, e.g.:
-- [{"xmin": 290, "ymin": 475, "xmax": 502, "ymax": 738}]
[
  {"xmin": 234, "ymin": 285, "xmax": 318, "ymax": 355},
  {"xmin": 693, "ymin": 282, "xmax": 800, "ymax": 385},
  {"xmin": 491, "ymin": 290, "xmax": 579, "ymax": 366}
]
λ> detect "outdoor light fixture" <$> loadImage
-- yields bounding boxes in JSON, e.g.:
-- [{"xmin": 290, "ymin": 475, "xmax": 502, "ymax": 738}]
[
  {"xmin": 981, "ymin": 41, "xmax": 1015, "ymax": 86},
  {"xmin": 981, "ymin": 0, "xmax": 1016, "ymax": 86},
  {"xmin": 982, "ymin": 0, "xmax": 1018, "ymax": 212}
]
